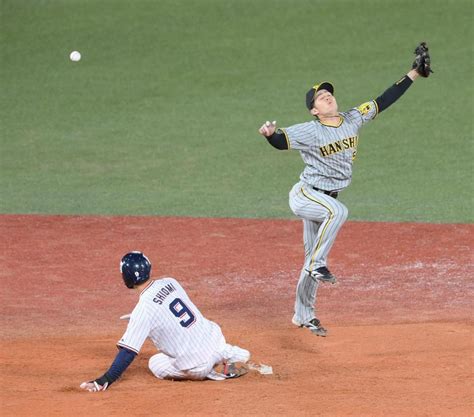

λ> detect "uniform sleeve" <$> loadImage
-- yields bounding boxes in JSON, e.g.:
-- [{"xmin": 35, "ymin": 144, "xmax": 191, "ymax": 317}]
[
  {"xmin": 265, "ymin": 131, "xmax": 289, "ymax": 150},
  {"xmin": 117, "ymin": 302, "xmax": 152, "ymax": 354},
  {"xmin": 375, "ymin": 75, "xmax": 413, "ymax": 112},
  {"xmin": 346, "ymin": 100, "xmax": 379, "ymax": 128},
  {"xmin": 280, "ymin": 121, "xmax": 318, "ymax": 150},
  {"xmin": 95, "ymin": 347, "xmax": 137, "ymax": 387}
]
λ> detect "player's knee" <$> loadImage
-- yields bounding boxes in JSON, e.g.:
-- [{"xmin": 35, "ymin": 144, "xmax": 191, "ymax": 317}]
[
  {"xmin": 148, "ymin": 355, "xmax": 168, "ymax": 380},
  {"xmin": 221, "ymin": 344, "xmax": 250, "ymax": 363},
  {"xmin": 342, "ymin": 205, "xmax": 349, "ymax": 221},
  {"xmin": 336, "ymin": 203, "xmax": 349, "ymax": 223}
]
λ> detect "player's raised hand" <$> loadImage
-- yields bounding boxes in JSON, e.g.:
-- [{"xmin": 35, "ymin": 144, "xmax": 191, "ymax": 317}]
[
  {"xmin": 80, "ymin": 380, "xmax": 109, "ymax": 393},
  {"xmin": 258, "ymin": 120, "xmax": 277, "ymax": 137}
]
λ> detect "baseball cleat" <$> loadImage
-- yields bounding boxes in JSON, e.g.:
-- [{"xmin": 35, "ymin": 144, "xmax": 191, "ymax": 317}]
[
  {"xmin": 308, "ymin": 266, "xmax": 337, "ymax": 284},
  {"xmin": 210, "ymin": 362, "xmax": 249, "ymax": 380},
  {"xmin": 223, "ymin": 362, "xmax": 249, "ymax": 379},
  {"xmin": 292, "ymin": 317, "xmax": 328, "ymax": 337}
]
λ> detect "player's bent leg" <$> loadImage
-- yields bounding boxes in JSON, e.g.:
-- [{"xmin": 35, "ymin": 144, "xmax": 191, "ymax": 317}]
[
  {"xmin": 149, "ymin": 353, "xmax": 216, "ymax": 381},
  {"xmin": 302, "ymin": 194, "xmax": 348, "ymax": 272},
  {"xmin": 220, "ymin": 344, "xmax": 250, "ymax": 364},
  {"xmin": 184, "ymin": 363, "xmax": 216, "ymax": 380},
  {"xmin": 149, "ymin": 353, "xmax": 188, "ymax": 380},
  {"xmin": 317, "ymin": 200, "xmax": 348, "ymax": 266},
  {"xmin": 289, "ymin": 186, "xmax": 347, "ymax": 335},
  {"xmin": 302, "ymin": 218, "xmax": 321, "ymax": 258}
]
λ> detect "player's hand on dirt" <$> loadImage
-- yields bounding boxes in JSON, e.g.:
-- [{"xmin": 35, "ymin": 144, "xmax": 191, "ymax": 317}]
[
  {"xmin": 80, "ymin": 381, "xmax": 109, "ymax": 392},
  {"xmin": 258, "ymin": 120, "xmax": 277, "ymax": 137}
]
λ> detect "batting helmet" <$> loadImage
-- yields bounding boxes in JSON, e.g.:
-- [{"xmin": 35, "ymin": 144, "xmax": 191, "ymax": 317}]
[{"xmin": 120, "ymin": 251, "xmax": 152, "ymax": 289}]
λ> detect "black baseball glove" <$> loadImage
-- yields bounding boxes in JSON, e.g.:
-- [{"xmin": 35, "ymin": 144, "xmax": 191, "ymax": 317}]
[{"xmin": 412, "ymin": 42, "xmax": 433, "ymax": 77}]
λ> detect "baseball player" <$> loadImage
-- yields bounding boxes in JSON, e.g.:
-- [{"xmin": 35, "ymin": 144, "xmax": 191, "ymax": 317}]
[
  {"xmin": 258, "ymin": 43, "xmax": 432, "ymax": 337},
  {"xmin": 80, "ymin": 251, "xmax": 250, "ymax": 392}
]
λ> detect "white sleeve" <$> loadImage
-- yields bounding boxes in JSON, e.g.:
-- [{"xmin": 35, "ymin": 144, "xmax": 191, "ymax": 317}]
[{"xmin": 117, "ymin": 302, "xmax": 151, "ymax": 354}]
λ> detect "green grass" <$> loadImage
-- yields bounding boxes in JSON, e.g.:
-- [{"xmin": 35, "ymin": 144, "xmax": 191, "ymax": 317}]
[{"xmin": 1, "ymin": 0, "xmax": 472, "ymax": 222}]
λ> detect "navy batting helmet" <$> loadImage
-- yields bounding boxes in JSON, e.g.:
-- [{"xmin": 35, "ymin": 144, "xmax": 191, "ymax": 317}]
[{"xmin": 120, "ymin": 251, "xmax": 152, "ymax": 289}]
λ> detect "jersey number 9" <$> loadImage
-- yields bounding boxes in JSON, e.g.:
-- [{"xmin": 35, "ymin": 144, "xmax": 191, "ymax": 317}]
[{"xmin": 169, "ymin": 298, "xmax": 196, "ymax": 328}]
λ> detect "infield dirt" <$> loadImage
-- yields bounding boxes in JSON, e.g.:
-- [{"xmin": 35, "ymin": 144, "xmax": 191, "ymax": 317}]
[{"xmin": 1, "ymin": 215, "xmax": 472, "ymax": 417}]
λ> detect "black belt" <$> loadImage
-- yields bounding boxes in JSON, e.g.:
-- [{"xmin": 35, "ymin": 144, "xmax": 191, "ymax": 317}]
[{"xmin": 313, "ymin": 187, "xmax": 339, "ymax": 199}]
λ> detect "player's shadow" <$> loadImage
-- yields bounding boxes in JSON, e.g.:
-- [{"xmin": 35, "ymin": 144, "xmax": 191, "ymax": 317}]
[{"xmin": 277, "ymin": 328, "xmax": 325, "ymax": 355}]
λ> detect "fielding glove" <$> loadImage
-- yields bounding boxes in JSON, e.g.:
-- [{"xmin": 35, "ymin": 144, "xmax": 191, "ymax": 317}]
[{"xmin": 412, "ymin": 42, "xmax": 433, "ymax": 77}]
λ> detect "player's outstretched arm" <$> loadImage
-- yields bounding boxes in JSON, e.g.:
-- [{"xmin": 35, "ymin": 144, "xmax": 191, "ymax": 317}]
[
  {"xmin": 80, "ymin": 347, "xmax": 137, "ymax": 393},
  {"xmin": 374, "ymin": 73, "xmax": 415, "ymax": 113},
  {"xmin": 375, "ymin": 42, "xmax": 432, "ymax": 113}
]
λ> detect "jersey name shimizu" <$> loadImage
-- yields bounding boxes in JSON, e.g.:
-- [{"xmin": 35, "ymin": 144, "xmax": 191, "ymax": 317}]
[{"xmin": 319, "ymin": 136, "xmax": 358, "ymax": 157}]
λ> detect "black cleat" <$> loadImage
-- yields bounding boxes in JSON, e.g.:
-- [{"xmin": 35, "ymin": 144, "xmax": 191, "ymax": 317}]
[
  {"xmin": 292, "ymin": 317, "xmax": 328, "ymax": 337},
  {"xmin": 223, "ymin": 362, "xmax": 248, "ymax": 379},
  {"xmin": 309, "ymin": 266, "xmax": 337, "ymax": 284}
]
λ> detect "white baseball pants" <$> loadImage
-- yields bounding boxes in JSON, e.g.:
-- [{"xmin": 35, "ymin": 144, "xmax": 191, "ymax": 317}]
[{"xmin": 148, "ymin": 344, "xmax": 250, "ymax": 381}]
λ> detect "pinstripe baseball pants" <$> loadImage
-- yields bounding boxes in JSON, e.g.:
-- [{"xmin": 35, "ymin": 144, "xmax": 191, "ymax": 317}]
[
  {"xmin": 289, "ymin": 182, "xmax": 348, "ymax": 323},
  {"xmin": 148, "ymin": 344, "xmax": 250, "ymax": 381}
]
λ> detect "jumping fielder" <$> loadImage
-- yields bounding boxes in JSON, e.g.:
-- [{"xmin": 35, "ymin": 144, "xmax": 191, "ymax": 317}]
[
  {"xmin": 80, "ymin": 251, "xmax": 250, "ymax": 392},
  {"xmin": 258, "ymin": 43, "xmax": 433, "ymax": 337}
]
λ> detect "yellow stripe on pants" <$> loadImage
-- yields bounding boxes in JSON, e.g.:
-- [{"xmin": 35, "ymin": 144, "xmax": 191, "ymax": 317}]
[{"xmin": 300, "ymin": 187, "xmax": 335, "ymax": 272}]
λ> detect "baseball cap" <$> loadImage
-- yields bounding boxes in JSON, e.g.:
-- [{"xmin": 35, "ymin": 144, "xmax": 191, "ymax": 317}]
[{"xmin": 305, "ymin": 81, "xmax": 335, "ymax": 110}]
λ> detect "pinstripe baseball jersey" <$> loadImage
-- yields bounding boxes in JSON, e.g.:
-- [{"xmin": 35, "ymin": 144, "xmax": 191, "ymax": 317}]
[
  {"xmin": 282, "ymin": 100, "xmax": 378, "ymax": 191},
  {"xmin": 117, "ymin": 278, "xmax": 225, "ymax": 370}
]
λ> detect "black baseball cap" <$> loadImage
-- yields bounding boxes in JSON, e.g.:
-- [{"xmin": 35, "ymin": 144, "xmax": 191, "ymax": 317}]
[{"xmin": 305, "ymin": 81, "xmax": 335, "ymax": 110}]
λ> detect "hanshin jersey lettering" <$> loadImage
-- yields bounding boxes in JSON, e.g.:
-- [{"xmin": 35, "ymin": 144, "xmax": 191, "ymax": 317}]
[
  {"xmin": 117, "ymin": 278, "xmax": 226, "ymax": 370},
  {"xmin": 282, "ymin": 100, "xmax": 378, "ymax": 191}
]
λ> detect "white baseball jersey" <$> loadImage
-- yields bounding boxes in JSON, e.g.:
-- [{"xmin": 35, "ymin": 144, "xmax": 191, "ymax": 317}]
[
  {"xmin": 282, "ymin": 100, "xmax": 378, "ymax": 191},
  {"xmin": 117, "ymin": 278, "xmax": 225, "ymax": 370}
]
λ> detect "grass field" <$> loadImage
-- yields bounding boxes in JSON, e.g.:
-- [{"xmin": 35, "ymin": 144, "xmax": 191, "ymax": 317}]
[
  {"xmin": 1, "ymin": 4, "xmax": 473, "ymax": 416},
  {"xmin": 1, "ymin": 0, "xmax": 472, "ymax": 222}
]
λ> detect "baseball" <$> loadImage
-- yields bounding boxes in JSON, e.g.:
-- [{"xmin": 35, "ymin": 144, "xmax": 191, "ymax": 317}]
[{"xmin": 69, "ymin": 51, "xmax": 81, "ymax": 62}]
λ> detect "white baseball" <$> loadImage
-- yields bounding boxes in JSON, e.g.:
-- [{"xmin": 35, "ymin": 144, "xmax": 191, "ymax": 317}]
[{"xmin": 69, "ymin": 51, "xmax": 81, "ymax": 62}]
